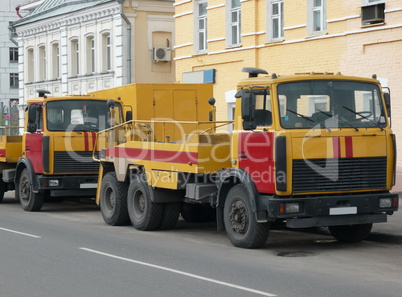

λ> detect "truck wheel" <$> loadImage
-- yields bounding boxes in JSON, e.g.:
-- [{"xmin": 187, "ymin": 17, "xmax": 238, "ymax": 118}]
[
  {"xmin": 18, "ymin": 169, "xmax": 44, "ymax": 211},
  {"xmin": 224, "ymin": 185, "xmax": 270, "ymax": 249},
  {"xmin": 329, "ymin": 224, "xmax": 373, "ymax": 243},
  {"xmin": 158, "ymin": 203, "xmax": 180, "ymax": 230},
  {"xmin": 100, "ymin": 172, "xmax": 129, "ymax": 226},
  {"xmin": 127, "ymin": 176, "xmax": 163, "ymax": 231}
]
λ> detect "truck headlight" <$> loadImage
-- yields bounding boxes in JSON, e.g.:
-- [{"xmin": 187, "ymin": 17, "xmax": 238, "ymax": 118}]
[
  {"xmin": 49, "ymin": 180, "xmax": 59, "ymax": 187},
  {"xmin": 379, "ymin": 198, "xmax": 392, "ymax": 208},
  {"xmin": 286, "ymin": 203, "xmax": 300, "ymax": 213},
  {"xmin": 280, "ymin": 203, "xmax": 301, "ymax": 214}
]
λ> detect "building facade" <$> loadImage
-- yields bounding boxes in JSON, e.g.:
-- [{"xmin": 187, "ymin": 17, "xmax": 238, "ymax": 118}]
[
  {"xmin": 174, "ymin": 0, "xmax": 402, "ymax": 187},
  {"xmin": 0, "ymin": 0, "xmax": 26, "ymax": 127},
  {"xmin": 12, "ymin": 0, "xmax": 175, "ymax": 102}
]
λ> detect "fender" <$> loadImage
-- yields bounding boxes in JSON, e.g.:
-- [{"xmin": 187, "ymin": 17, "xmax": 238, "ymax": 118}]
[
  {"xmin": 215, "ymin": 168, "xmax": 268, "ymax": 222},
  {"xmin": 15, "ymin": 158, "xmax": 39, "ymax": 193}
]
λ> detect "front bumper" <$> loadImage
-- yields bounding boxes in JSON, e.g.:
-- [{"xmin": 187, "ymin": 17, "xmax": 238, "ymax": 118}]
[
  {"xmin": 38, "ymin": 175, "xmax": 98, "ymax": 197},
  {"xmin": 262, "ymin": 192, "xmax": 399, "ymax": 228}
]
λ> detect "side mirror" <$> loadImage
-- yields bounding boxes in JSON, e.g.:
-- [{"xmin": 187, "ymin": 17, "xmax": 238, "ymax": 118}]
[
  {"xmin": 27, "ymin": 123, "xmax": 37, "ymax": 133},
  {"xmin": 384, "ymin": 93, "xmax": 391, "ymax": 116},
  {"xmin": 208, "ymin": 97, "xmax": 216, "ymax": 122},
  {"xmin": 126, "ymin": 110, "xmax": 133, "ymax": 122},
  {"xmin": 28, "ymin": 105, "xmax": 37, "ymax": 124},
  {"xmin": 241, "ymin": 91, "xmax": 256, "ymax": 130},
  {"xmin": 107, "ymin": 99, "xmax": 115, "ymax": 109},
  {"xmin": 27, "ymin": 105, "xmax": 39, "ymax": 133}
]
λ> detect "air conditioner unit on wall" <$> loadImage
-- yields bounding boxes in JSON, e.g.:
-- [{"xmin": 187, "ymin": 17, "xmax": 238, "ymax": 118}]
[
  {"xmin": 152, "ymin": 47, "xmax": 171, "ymax": 62},
  {"xmin": 361, "ymin": 3, "xmax": 385, "ymax": 25}
]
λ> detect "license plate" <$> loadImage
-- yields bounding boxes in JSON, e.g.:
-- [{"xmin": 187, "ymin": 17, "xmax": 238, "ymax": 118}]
[
  {"xmin": 330, "ymin": 207, "xmax": 357, "ymax": 215},
  {"xmin": 80, "ymin": 183, "xmax": 97, "ymax": 189}
]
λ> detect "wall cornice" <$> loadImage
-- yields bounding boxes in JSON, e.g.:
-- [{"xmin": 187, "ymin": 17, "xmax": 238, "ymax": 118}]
[
  {"xmin": 17, "ymin": 6, "xmax": 120, "ymax": 37},
  {"xmin": 133, "ymin": 0, "xmax": 174, "ymax": 13}
]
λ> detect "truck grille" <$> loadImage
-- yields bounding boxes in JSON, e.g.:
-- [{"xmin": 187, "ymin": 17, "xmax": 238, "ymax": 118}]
[
  {"xmin": 292, "ymin": 157, "xmax": 387, "ymax": 193},
  {"xmin": 54, "ymin": 151, "xmax": 99, "ymax": 174}
]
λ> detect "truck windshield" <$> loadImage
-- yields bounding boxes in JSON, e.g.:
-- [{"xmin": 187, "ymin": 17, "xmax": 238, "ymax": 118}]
[
  {"xmin": 277, "ymin": 80, "xmax": 387, "ymax": 130},
  {"xmin": 46, "ymin": 100, "xmax": 120, "ymax": 132}
]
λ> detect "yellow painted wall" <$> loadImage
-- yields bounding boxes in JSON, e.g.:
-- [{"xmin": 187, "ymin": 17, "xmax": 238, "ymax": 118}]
[
  {"xmin": 131, "ymin": 8, "xmax": 175, "ymax": 83},
  {"xmin": 174, "ymin": 0, "xmax": 402, "ymax": 187}
]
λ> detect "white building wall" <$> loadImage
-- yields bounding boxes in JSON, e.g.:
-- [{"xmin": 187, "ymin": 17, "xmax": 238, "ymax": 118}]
[
  {"xmin": 15, "ymin": 2, "xmax": 122, "ymax": 105},
  {"xmin": 0, "ymin": 1, "xmax": 24, "ymax": 126}
]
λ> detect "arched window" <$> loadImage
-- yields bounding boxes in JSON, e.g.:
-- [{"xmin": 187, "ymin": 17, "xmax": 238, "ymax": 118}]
[
  {"xmin": 70, "ymin": 39, "xmax": 79, "ymax": 77},
  {"xmin": 51, "ymin": 42, "xmax": 60, "ymax": 79},
  {"xmin": 86, "ymin": 35, "xmax": 95, "ymax": 74},
  {"xmin": 38, "ymin": 44, "xmax": 46, "ymax": 81},
  {"xmin": 27, "ymin": 48, "xmax": 34, "ymax": 83},
  {"xmin": 101, "ymin": 32, "xmax": 111, "ymax": 72}
]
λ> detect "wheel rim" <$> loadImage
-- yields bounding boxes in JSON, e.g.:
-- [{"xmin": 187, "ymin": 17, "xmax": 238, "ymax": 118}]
[
  {"xmin": 104, "ymin": 186, "xmax": 115, "ymax": 212},
  {"xmin": 20, "ymin": 175, "xmax": 30, "ymax": 202},
  {"xmin": 133, "ymin": 189, "xmax": 146, "ymax": 218},
  {"xmin": 229, "ymin": 200, "xmax": 248, "ymax": 234}
]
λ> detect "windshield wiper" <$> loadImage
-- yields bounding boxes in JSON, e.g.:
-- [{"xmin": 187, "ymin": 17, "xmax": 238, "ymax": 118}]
[
  {"xmin": 342, "ymin": 106, "xmax": 383, "ymax": 131},
  {"xmin": 286, "ymin": 109, "xmax": 316, "ymax": 126},
  {"xmin": 315, "ymin": 109, "xmax": 358, "ymax": 131}
]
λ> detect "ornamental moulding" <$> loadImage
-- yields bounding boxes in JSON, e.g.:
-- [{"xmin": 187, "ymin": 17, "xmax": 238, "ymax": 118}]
[{"xmin": 16, "ymin": 7, "xmax": 119, "ymax": 37}]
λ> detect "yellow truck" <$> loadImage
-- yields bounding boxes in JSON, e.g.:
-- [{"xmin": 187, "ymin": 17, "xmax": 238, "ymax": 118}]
[
  {"xmin": 0, "ymin": 90, "xmax": 124, "ymax": 211},
  {"xmin": 0, "ymin": 127, "xmax": 22, "ymax": 202},
  {"xmin": 94, "ymin": 69, "xmax": 399, "ymax": 248}
]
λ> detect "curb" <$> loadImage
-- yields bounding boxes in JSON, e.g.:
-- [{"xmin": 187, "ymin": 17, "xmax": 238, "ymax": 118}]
[{"xmin": 366, "ymin": 232, "xmax": 402, "ymax": 245}]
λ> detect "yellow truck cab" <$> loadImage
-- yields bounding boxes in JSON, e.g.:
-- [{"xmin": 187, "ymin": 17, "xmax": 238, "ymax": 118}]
[
  {"xmin": 221, "ymin": 68, "xmax": 398, "ymax": 247},
  {"xmin": 0, "ymin": 90, "xmax": 123, "ymax": 211}
]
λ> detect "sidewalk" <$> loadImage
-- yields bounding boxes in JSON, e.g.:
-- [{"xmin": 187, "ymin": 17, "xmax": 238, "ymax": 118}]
[{"xmin": 368, "ymin": 194, "xmax": 402, "ymax": 244}]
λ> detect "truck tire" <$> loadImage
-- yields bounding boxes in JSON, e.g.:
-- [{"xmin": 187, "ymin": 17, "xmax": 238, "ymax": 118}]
[
  {"xmin": 100, "ymin": 172, "xmax": 129, "ymax": 226},
  {"xmin": 329, "ymin": 224, "xmax": 373, "ymax": 243},
  {"xmin": 127, "ymin": 176, "xmax": 163, "ymax": 231},
  {"xmin": 18, "ymin": 168, "xmax": 44, "ymax": 211},
  {"xmin": 224, "ymin": 185, "xmax": 270, "ymax": 249},
  {"xmin": 158, "ymin": 203, "xmax": 180, "ymax": 230}
]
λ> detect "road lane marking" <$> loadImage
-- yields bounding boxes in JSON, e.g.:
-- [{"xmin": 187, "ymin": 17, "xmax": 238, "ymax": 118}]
[
  {"xmin": 0, "ymin": 227, "xmax": 41, "ymax": 238},
  {"xmin": 80, "ymin": 247, "xmax": 277, "ymax": 297}
]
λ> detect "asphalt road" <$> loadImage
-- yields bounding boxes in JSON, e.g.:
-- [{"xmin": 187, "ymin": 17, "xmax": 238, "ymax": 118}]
[{"xmin": 1, "ymin": 192, "xmax": 401, "ymax": 297}]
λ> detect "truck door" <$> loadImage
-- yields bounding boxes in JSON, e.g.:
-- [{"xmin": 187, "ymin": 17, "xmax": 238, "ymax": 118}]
[
  {"xmin": 25, "ymin": 104, "xmax": 43, "ymax": 173},
  {"xmin": 237, "ymin": 88, "xmax": 276, "ymax": 194},
  {"xmin": 238, "ymin": 131, "xmax": 275, "ymax": 193}
]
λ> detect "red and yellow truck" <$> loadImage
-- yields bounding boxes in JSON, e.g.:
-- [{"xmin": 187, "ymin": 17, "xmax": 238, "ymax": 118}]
[
  {"xmin": 94, "ymin": 69, "xmax": 398, "ymax": 248},
  {"xmin": 0, "ymin": 91, "xmax": 123, "ymax": 211}
]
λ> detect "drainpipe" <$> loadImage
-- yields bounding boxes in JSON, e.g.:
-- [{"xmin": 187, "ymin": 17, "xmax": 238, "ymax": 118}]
[
  {"xmin": 116, "ymin": 0, "xmax": 132, "ymax": 84},
  {"xmin": 8, "ymin": 24, "xmax": 18, "ymax": 46},
  {"xmin": 16, "ymin": 6, "xmax": 22, "ymax": 18},
  {"xmin": 8, "ymin": 6, "xmax": 22, "ymax": 46}
]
